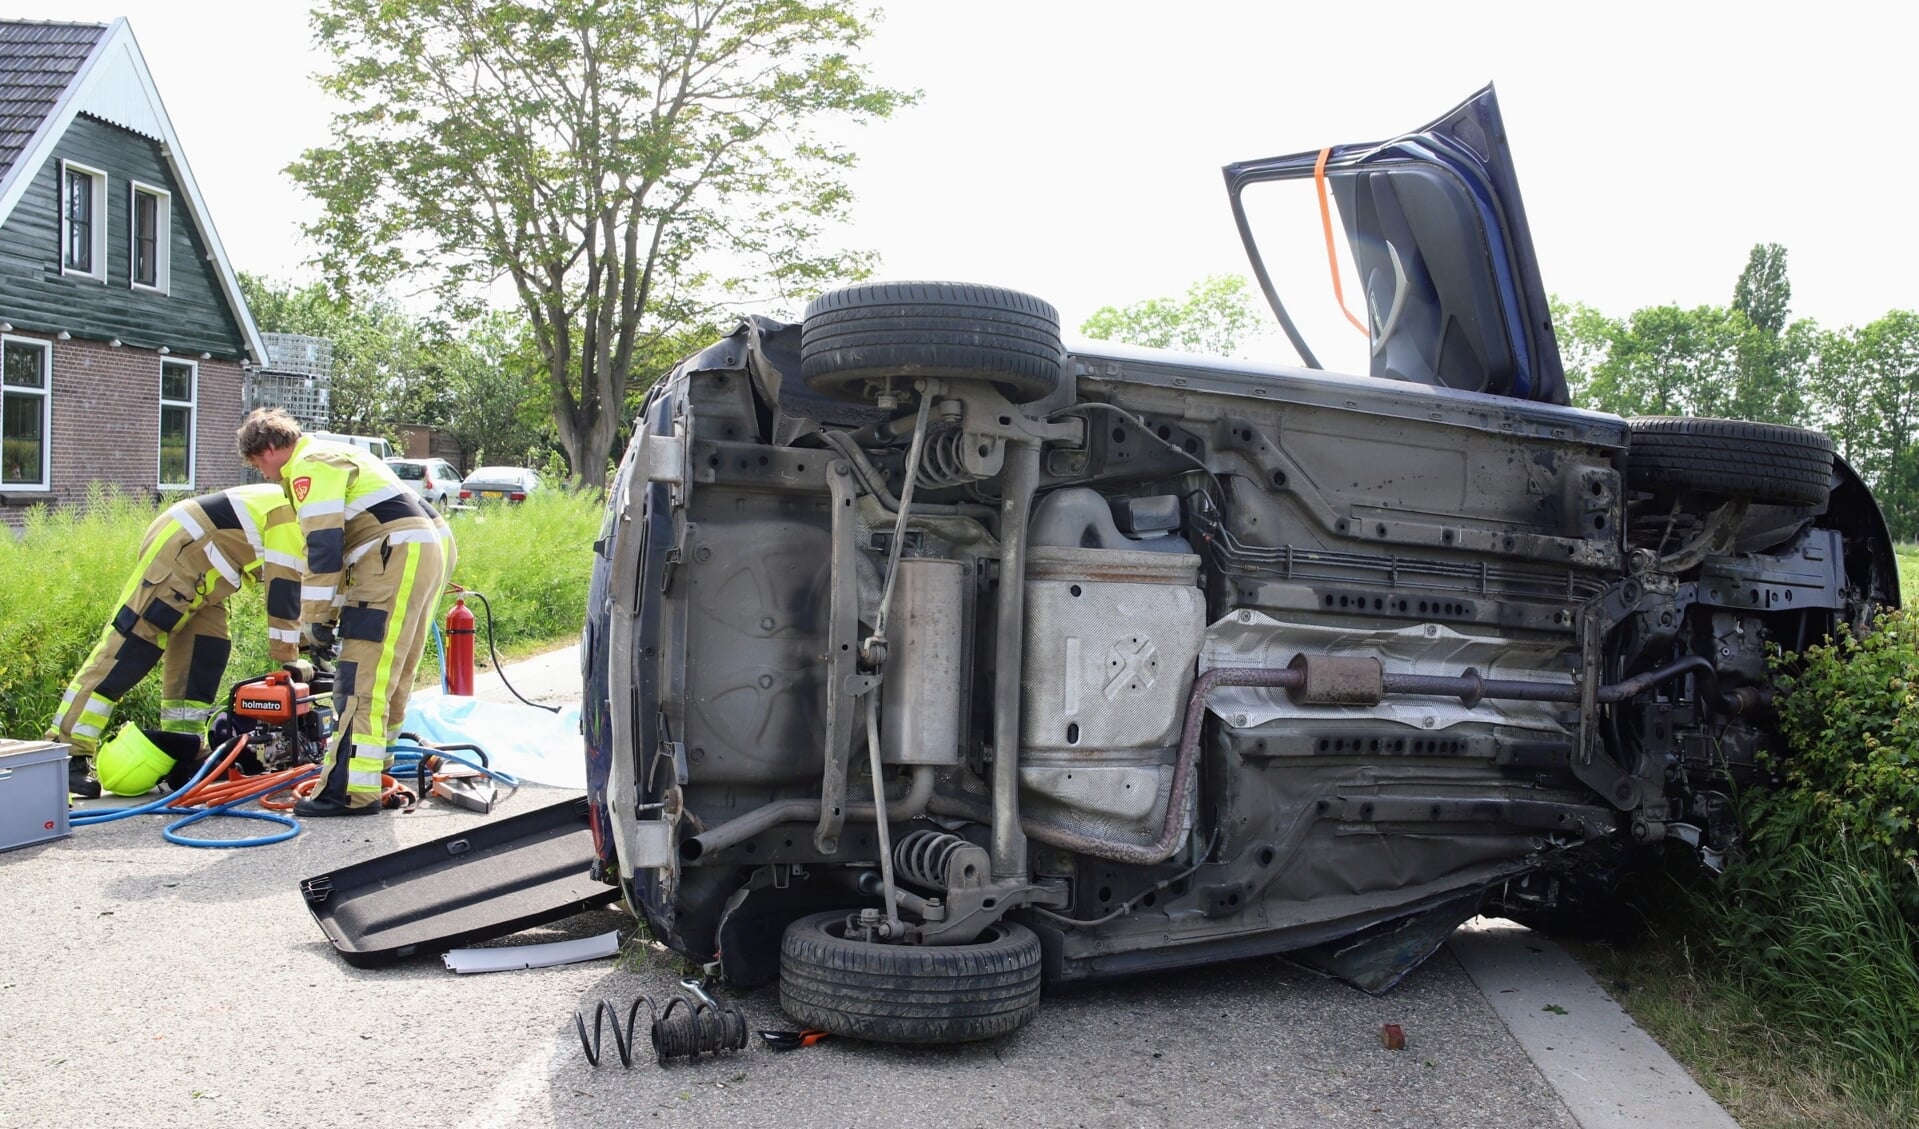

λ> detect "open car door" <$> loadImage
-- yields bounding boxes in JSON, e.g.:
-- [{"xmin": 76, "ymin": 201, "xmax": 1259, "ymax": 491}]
[{"xmin": 1225, "ymin": 84, "xmax": 1568, "ymax": 404}]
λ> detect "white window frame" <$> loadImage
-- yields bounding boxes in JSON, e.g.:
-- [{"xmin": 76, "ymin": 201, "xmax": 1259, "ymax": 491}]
[
  {"xmin": 158, "ymin": 357, "xmax": 197, "ymax": 490},
  {"xmin": 58, "ymin": 160, "xmax": 107, "ymax": 282},
  {"xmin": 129, "ymin": 180, "xmax": 171, "ymax": 293},
  {"xmin": 1, "ymin": 335, "xmax": 52, "ymax": 491}
]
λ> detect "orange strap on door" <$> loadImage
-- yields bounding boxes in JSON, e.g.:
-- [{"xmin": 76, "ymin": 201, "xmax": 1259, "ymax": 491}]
[{"xmin": 1314, "ymin": 147, "xmax": 1371, "ymax": 338}]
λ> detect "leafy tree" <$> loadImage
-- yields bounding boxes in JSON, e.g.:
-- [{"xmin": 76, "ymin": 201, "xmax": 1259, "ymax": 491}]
[
  {"xmin": 1732, "ymin": 242, "xmax": 1792, "ymax": 336},
  {"xmin": 1804, "ymin": 323, "xmax": 1876, "ymax": 467},
  {"xmin": 1080, "ymin": 274, "xmax": 1263, "ymax": 357},
  {"xmin": 437, "ymin": 311, "xmax": 555, "ymax": 470},
  {"xmin": 239, "ymin": 273, "xmax": 440, "ymax": 438},
  {"xmin": 290, "ymin": 0, "xmax": 914, "ymax": 488},
  {"xmin": 1857, "ymin": 311, "xmax": 1919, "ymax": 537},
  {"xmin": 1549, "ymin": 296, "xmax": 1620, "ymax": 407},
  {"xmin": 1576, "ymin": 304, "xmax": 1732, "ymax": 417}
]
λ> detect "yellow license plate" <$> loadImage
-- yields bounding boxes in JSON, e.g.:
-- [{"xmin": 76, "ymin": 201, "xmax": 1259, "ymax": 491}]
[{"xmin": 482, "ymin": 490, "xmax": 503, "ymax": 498}]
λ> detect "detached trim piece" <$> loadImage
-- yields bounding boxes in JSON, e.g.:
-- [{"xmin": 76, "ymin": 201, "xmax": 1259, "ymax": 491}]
[
  {"xmin": 300, "ymin": 797, "xmax": 619, "ymax": 968},
  {"xmin": 444, "ymin": 929, "xmax": 621, "ymax": 975}
]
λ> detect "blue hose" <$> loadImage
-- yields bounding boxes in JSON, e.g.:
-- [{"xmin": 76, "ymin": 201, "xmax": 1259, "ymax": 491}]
[
  {"xmin": 162, "ymin": 769, "xmax": 316, "ymax": 848},
  {"xmin": 390, "ymin": 743, "xmax": 520, "ymax": 787},
  {"xmin": 431, "ymin": 618, "xmax": 448, "ymax": 692},
  {"xmin": 72, "ymin": 746, "xmax": 320, "ymax": 848},
  {"xmin": 73, "ymin": 738, "xmax": 507, "ymax": 848}
]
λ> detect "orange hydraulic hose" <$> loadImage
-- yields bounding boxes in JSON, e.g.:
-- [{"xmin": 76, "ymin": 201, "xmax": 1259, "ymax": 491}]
[
  {"xmin": 1314, "ymin": 146, "xmax": 1372, "ymax": 339},
  {"xmin": 166, "ymin": 734, "xmax": 408, "ymax": 810}
]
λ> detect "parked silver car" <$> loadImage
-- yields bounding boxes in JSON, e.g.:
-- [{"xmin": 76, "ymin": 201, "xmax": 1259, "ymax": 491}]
[
  {"xmin": 384, "ymin": 457, "xmax": 462, "ymax": 508},
  {"xmin": 458, "ymin": 466, "xmax": 543, "ymax": 503},
  {"xmin": 579, "ymin": 86, "xmax": 1899, "ymax": 1045}
]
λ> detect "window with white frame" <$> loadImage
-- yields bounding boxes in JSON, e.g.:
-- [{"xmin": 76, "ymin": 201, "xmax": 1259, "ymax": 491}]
[
  {"xmin": 60, "ymin": 161, "xmax": 106, "ymax": 280},
  {"xmin": 2, "ymin": 336, "xmax": 51, "ymax": 489},
  {"xmin": 130, "ymin": 181, "xmax": 170, "ymax": 291},
  {"xmin": 159, "ymin": 358, "xmax": 196, "ymax": 488}
]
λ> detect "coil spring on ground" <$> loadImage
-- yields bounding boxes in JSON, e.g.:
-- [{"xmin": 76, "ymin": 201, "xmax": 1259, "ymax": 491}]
[
  {"xmin": 894, "ymin": 829, "xmax": 970, "ymax": 890},
  {"xmin": 574, "ymin": 993, "xmax": 748, "ymax": 1067}
]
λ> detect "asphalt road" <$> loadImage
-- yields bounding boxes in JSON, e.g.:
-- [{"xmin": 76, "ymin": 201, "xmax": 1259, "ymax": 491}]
[{"xmin": 0, "ymin": 650, "xmax": 1728, "ymax": 1129}]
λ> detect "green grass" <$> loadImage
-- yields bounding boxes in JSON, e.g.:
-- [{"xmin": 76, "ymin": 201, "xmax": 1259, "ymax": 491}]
[
  {"xmin": 0, "ymin": 485, "xmax": 598, "ymax": 742},
  {"xmin": 1898, "ymin": 543, "xmax": 1917, "ymax": 606},
  {"xmin": 1571, "ymin": 925, "xmax": 1900, "ymax": 1129},
  {"xmin": 440, "ymin": 491, "xmax": 599, "ymax": 658}
]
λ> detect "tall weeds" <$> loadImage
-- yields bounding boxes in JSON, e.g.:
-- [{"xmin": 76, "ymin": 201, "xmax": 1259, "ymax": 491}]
[
  {"xmin": 0, "ymin": 486, "xmax": 599, "ymax": 741},
  {"xmin": 1684, "ymin": 606, "xmax": 1919, "ymax": 1120}
]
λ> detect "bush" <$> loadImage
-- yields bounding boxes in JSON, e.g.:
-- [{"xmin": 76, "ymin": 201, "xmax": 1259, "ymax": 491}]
[
  {"xmin": 0, "ymin": 485, "xmax": 599, "ymax": 743},
  {"xmin": 1684, "ymin": 607, "xmax": 1919, "ymax": 1117},
  {"xmin": 1765, "ymin": 608, "xmax": 1919, "ymax": 897}
]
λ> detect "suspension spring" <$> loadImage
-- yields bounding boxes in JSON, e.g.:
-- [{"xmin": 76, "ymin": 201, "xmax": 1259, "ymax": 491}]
[
  {"xmin": 574, "ymin": 992, "xmax": 747, "ymax": 1067},
  {"xmin": 893, "ymin": 829, "xmax": 971, "ymax": 891},
  {"xmin": 916, "ymin": 429, "xmax": 980, "ymax": 489}
]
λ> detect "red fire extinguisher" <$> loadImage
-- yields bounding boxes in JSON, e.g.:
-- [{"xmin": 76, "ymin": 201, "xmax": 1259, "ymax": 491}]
[{"xmin": 446, "ymin": 596, "xmax": 476, "ymax": 696}]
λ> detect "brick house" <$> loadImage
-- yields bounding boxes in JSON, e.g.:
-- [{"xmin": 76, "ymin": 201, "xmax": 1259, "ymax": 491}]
[{"xmin": 0, "ymin": 18, "xmax": 267, "ymax": 526}]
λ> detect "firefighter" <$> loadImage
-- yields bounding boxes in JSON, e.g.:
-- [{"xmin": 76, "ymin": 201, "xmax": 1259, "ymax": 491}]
[
  {"xmin": 48, "ymin": 483, "xmax": 306, "ymax": 798},
  {"xmin": 235, "ymin": 408, "xmax": 452, "ymax": 817}
]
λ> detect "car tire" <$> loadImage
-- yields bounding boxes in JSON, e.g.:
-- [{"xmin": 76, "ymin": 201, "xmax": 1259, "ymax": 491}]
[
  {"xmin": 1626, "ymin": 416, "xmax": 1834, "ymax": 507},
  {"xmin": 777, "ymin": 909, "xmax": 1042, "ymax": 1043},
  {"xmin": 800, "ymin": 281, "xmax": 1065, "ymax": 404}
]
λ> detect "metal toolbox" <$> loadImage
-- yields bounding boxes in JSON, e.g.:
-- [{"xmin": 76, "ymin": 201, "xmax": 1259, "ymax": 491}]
[{"xmin": 0, "ymin": 739, "xmax": 70, "ymax": 853}]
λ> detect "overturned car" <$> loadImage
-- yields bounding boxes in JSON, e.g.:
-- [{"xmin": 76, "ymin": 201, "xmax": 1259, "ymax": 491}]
[{"xmin": 581, "ymin": 86, "xmax": 1899, "ymax": 1043}]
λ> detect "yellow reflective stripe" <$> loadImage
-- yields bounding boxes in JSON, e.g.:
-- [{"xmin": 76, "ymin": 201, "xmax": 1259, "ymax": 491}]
[
  {"xmin": 227, "ymin": 486, "xmax": 266, "ymax": 555},
  {"xmin": 112, "ymin": 518, "xmax": 186, "ymax": 609},
  {"xmin": 345, "ymin": 755, "xmax": 386, "ymax": 794},
  {"xmin": 365, "ymin": 542, "xmax": 421, "ymax": 750}
]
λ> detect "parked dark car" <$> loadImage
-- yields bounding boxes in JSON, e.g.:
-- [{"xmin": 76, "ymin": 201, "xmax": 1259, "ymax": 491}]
[
  {"xmin": 458, "ymin": 466, "xmax": 543, "ymax": 503},
  {"xmin": 581, "ymin": 86, "xmax": 1899, "ymax": 1045}
]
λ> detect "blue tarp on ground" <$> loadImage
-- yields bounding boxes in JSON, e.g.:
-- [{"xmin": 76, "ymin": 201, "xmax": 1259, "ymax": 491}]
[{"xmin": 402, "ymin": 690, "xmax": 586, "ymax": 789}]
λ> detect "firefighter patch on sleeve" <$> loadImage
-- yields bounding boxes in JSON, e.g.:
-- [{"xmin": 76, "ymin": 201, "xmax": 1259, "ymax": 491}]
[{"xmin": 291, "ymin": 476, "xmax": 311, "ymax": 503}]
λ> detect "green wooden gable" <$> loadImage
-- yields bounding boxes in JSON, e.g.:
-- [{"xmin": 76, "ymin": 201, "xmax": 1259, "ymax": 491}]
[
  {"xmin": 0, "ymin": 18, "xmax": 265, "ymax": 364},
  {"xmin": 0, "ymin": 114, "xmax": 248, "ymax": 359}
]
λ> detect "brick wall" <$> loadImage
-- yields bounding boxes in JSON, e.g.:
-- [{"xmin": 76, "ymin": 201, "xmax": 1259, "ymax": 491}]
[{"xmin": 1, "ymin": 331, "xmax": 247, "ymax": 527}]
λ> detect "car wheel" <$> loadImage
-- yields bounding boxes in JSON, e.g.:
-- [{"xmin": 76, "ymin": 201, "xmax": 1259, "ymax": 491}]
[
  {"xmin": 777, "ymin": 909, "xmax": 1042, "ymax": 1043},
  {"xmin": 800, "ymin": 281, "xmax": 1064, "ymax": 404},
  {"xmin": 1626, "ymin": 416, "xmax": 1834, "ymax": 507}
]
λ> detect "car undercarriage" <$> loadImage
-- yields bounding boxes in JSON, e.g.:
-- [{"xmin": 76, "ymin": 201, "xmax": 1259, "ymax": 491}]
[{"xmin": 580, "ymin": 90, "xmax": 1899, "ymax": 1044}]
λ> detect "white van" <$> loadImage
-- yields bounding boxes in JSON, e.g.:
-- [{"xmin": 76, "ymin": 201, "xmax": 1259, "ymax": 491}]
[{"xmin": 309, "ymin": 430, "xmax": 394, "ymax": 460}]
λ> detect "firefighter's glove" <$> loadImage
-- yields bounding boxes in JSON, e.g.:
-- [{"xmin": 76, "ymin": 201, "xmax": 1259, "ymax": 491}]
[
  {"xmin": 283, "ymin": 659, "xmax": 316, "ymax": 683},
  {"xmin": 301, "ymin": 621, "xmax": 338, "ymax": 650}
]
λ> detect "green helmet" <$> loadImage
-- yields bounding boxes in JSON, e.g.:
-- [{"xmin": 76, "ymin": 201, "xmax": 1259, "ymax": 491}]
[{"xmin": 96, "ymin": 726, "xmax": 200, "ymax": 796}]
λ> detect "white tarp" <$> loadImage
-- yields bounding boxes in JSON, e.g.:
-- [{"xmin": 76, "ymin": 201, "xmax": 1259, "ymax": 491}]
[{"xmin": 403, "ymin": 691, "xmax": 588, "ymax": 789}]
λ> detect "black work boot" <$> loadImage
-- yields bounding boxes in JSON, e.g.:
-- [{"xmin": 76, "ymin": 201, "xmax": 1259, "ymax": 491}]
[
  {"xmin": 164, "ymin": 746, "xmax": 210, "ymax": 792},
  {"xmin": 294, "ymin": 792, "xmax": 381, "ymax": 818},
  {"xmin": 68, "ymin": 757, "xmax": 102, "ymax": 800}
]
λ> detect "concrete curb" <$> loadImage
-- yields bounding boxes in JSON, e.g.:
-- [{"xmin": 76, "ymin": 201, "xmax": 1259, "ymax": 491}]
[{"xmin": 1450, "ymin": 918, "xmax": 1740, "ymax": 1128}]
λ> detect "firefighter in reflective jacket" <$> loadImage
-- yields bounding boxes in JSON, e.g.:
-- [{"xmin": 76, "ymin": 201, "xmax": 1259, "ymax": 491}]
[
  {"xmin": 49, "ymin": 483, "xmax": 305, "ymax": 798},
  {"xmin": 236, "ymin": 408, "xmax": 452, "ymax": 817}
]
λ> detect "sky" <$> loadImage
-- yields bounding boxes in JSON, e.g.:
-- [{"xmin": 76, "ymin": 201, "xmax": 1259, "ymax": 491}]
[{"xmin": 45, "ymin": 0, "xmax": 1918, "ymax": 369}]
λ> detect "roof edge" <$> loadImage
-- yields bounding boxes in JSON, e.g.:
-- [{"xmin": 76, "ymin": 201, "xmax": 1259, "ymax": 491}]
[{"xmin": 0, "ymin": 18, "xmax": 269, "ymax": 366}]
